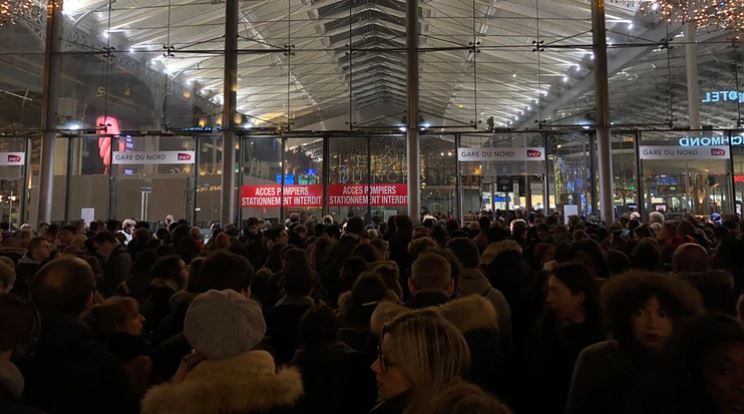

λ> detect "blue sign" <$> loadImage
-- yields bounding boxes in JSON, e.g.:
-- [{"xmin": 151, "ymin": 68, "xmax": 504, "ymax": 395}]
[
  {"xmin": 494, "ymin": 196, "xmax": 511, "ymax": 202},
  {"xmin": 678, "ymin": 136, "xmax": 744, "ymax": 147},
  {"xmin": 275, "ymin": 174, "xmax": 295, "ymax": 185},
  {"xmin": 702, "ymin": 90, "xmax": 744, "ymax": 104},
  {"xmin": 306, "ymin": 168, "xmax": 317, "ymax": 176}
]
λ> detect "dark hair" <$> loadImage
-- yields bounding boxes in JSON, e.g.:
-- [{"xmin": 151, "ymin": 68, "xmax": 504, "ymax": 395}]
[
  {"xmin": 341, "ymin": 257, "xmax": 369, "ymax": 287},
  {"xmin": 601, "ymin": 271, "xmax": 704, "ymax": 347},
  {"xmin": 632, "ymin": 239, "xmax": 662, "ymax": 272},
  {"xmin": 298, "ymin": 304, "xmax": 338, "ymax": 348},
  {"xmin": 351, "ymin": 243, "xmax": 382, "ymax": 264},
  {"xmin": 678, "ymin": 270, "xmax": 737, "ymax": 315},
  {"xmin": 130, "ymin": 250, "xmax": 158, "ymax": 276},
  {"xmin": 606, "ymin": 249, "xmax": 631, "ymax": 277},
  {"xmin": 266, "ymin": 227, "xmax": 286, "ymax": 243},
  {"xmin": 0, "ymin": 294, "xmax": 38, "ymax": 353},
  {"xmin": 93, "ymin": 231, "xmax": 118, "ymax": 245},
  {"xmin": 31, "ymin": 257, "xmax": 97, "ymax": 315},
  {"xmin": 192, "ymin": 251, "xmax": 254, "ymax": 293},
  {"xmin": 86, "ymin": 296, "xmax": 139, "ymax": 341},
  {"xmin": 446, "ymin": 238, "xmax": 480, "ymax": 269},
  {"xmin": 26, "ymin": 237, "xmax": 49, "ymax": 255},
  {"xmin": 345, "ymin": 216, "xmax": 365, "ymax": 236},
  {"xmin": 478, "ymin": 216, "xmax": 491, "ymax": 231},
  {"xmin": 282, "ymin": 259, "xmax": 313, "ymax": 297},
  {"xmin": 340, "ymin": 273, "xmax": 388, "ymax": 330},
  {"xmin": 570, "ymin": 239, "xmax": 609, "ymax": 278},
  {"xmin": 148, "ymin": 255, "xmax": 184, "ymax": 285},
  {"xmin": 548, "ymin": 262, "xmax": 602, "ymax": 330},
  {"xmin": 394, "ymin": 215, "xmax": 413, "ymax": 234}
]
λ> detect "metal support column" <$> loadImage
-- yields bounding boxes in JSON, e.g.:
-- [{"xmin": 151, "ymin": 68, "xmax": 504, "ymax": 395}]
[
  {"xmin": 220, "ymin": 0, "xmax": 239, "ymax": 225},
  {"xmin": 634, "ymin": 131, "xmax": 644, "ymax": 221},
  {"xmin": 406, "ymin": 0, "xmax": 421, "ymax": 222},
  {"xmin": 686, "ymin": 20, "xmax": 701, "ymax": 130},
  {"xmin": 322, "ymin": 135, "xmax": 330, "ymax": 217},
  {"xmin": 455, "ymin": 134, "xmax": 464, "ymax": 225},
  {"xmin": 591, "ymin": 0, "xmax": 614, "ymax": 224},
  {"xmin": 37, "ymin": 0, "xmax": 64, "ymax": 225},
  {"xmin": 192, "ymin": 136, "xmax": 200, "ymax": 226},
  {"xmin": 543, "ymin": 133, "xmax": 551, "ymax": 215},
  {"xmin": 20, "ymin": 138, "xmax": 30, "ymax": 225}
]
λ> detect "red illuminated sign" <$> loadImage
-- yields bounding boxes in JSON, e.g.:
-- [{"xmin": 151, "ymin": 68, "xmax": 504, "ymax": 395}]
[
  {"xmin": 240, "ymin": 185, "xmax": 323, "ymax": 208},
  {"xmin": 328, "ymin": 184, "xmax": 408, "ymax": 206},
  {"xmin": 735, "ymin": 175, "xmax": 744, "ymax": 183}
]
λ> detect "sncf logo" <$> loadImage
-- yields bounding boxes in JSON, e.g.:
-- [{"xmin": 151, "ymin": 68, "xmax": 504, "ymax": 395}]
[
  {"xmin": 711, "ymin": 148, "xmax": 726, "ymax": 156},
  {"xmin": 526, "ymin": 149, "xmax": 542, "ymax": 158},
  {"xmin": 7, "ymin": 154, "xmax": 21, "ymax": 163},
  {"xmin": 177, "ymin": 153, "xmax": 192, "ymax": 161}
]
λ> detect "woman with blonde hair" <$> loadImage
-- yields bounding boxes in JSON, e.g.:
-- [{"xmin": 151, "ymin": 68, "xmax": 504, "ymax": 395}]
[{"xmin": 371, "ymin": 309, "xmax": 470, "ymax": 414}]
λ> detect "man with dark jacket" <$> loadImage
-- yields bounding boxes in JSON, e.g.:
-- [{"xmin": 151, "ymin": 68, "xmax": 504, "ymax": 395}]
[
  {"xmin": 93, "ymin": 231, "xmax": 132, "ymax": 297},
  {"xmin": 405, "ymin": 252, "xmax": 502, "ymax": 391},
  {"xmin": 20, "ymin": 257, "xmax": 137, "ymax": 414},
  {"xmin": 264, "ymin": 259, "xmax": 316, "ymax": 365},
  {"xmin": 12, "ymin": 237, "xmax": 52, "ymax": 297}
]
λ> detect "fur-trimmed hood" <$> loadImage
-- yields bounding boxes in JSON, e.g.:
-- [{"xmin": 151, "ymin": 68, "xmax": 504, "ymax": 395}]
[
  {"xmin": 142, "ymin": 350, "xmax": 303, "ymax": 414},
  {"xmin": 371, "ymin": 294, "xmax": 497, "ymax": 335}
]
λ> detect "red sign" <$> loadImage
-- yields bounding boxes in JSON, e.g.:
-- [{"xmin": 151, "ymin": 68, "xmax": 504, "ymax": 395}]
[
  {"xmin": 7, "ymin": 154, "xmax": 21, "ymax": 163},
  {"xmin": 240, "ymin": 185, "xmax": 322, "ymax": 208},
  {"xmin": 328, "ymin": 184, "xmax": 408, "ymax": 206},
  {"xmin": 735, "ymin": 175, "xmax": 744, "ymax": 183},
  {"xmin": 711, "ymin": 148, "xmax": 727, "ymax": 156},
  {"xmin": 527, "ymin": 149, "xmax": 542, "ymax": 158},
  {"xmin": 178, "ymin": 153, "xmax": 192, "ymax": 161}
]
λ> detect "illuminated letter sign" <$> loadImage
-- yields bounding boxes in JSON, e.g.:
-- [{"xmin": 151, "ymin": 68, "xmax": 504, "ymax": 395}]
[{"xmin": 701, "ymin": 90, "xmax": 744, "ymax": 104}]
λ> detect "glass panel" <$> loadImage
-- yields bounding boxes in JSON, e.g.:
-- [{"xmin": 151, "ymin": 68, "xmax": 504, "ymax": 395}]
[
  {"xmin": 66, "ymin": 135, "xmax": 111, "ymax": 223},
  {"xmin": 0, "ymin": 21, "xmax": 44, "ymax": 131},
  {"xmin": 240, "ymin": 136, "xmax": 282, "ymax": 225},
  {"xmin": 283, "ymin": 137, "xmax": 323, "ymax": 220},
  {"xmin": 328, "ymin": 137, "xmax": 369, "ymax": 222},
  {"xmin": 639, "ymin": 131, "xmax": 732, "ymax": 218},
  {"xmin": 548, "ymin": 132, "xmax": 594, "ymax": 218},
  {"xmin": 611, "ymin": 132, "xmax": 638, "ymax": 217},
  {"xmin": 111, "ymin": 136, "xmax": 196, "ymax": 223},
  {"xmin": 195, "ymin": 136, "xmax": 223, "ymax": 228},
  {"xmin": 459, "ymin": 132, "xmax": 547, "ymax": 218},
  {"xmin": 421, "ymin": 135, "xmax": 456, "ymax": 218},
  {"xmin": 370, "ymin": 136, "xmax": 407, "ymax": 222}
]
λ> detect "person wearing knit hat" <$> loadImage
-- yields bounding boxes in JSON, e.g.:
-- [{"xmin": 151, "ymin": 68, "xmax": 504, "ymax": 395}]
[{"xmin": 142, "ymin": 289, "xmax": 303, "ymax": 414}]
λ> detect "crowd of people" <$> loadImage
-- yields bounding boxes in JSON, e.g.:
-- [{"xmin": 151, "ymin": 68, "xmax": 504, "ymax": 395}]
[{"xmin": 1, "ymin": 209, "xmax": 744, "ymax": 414}]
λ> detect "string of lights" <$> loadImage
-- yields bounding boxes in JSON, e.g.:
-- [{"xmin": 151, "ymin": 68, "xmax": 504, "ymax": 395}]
[
  {"xmin": 611, "ymin": 0, "xmax": 744, "ymax": 41},
  {"xmin": 0, "ymin": 0, "xmax": 46, "ymax": 27}
]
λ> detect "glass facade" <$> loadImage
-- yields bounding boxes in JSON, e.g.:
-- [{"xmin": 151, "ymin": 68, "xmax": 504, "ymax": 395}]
[{"xmin": 2, "ymin": 1, "xmax": 744, "ymax": 225}]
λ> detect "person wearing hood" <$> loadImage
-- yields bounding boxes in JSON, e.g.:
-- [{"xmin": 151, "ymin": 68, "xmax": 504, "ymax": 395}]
[
  {"xmin": 142, "ymin": 289, "xmax": 303, "ymax": 414},
  {"xmin": 447, "ymin": 237, "xmax": 512, "ymax": 352}
]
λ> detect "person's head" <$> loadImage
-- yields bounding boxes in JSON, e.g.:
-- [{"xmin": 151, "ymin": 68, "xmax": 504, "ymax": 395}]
[
  {"xmin": 341, "ymin": 256, "xmax": 369, "ymax": 287},
  {"xmin": 478, "ymin": 215, "xmax": 491, "ymax": 232},
  {"xmin": 0, "ymin": 294, "xmax": 38, "ymax": 360},
  {"xmin": 606, "ymin": 249, "xmax": 631, "ymax": 277},
  {"xmin": 632, "ymin": 238, "xmax": 662, "ymax": 272},
  {"xmin": 668, "ymin": 313, "xmax": 744, "ymax": 414},
  {"xmin": 649, "ymin": 211, "xmax": 665, "ymax": 225},
  {"xmin": 149, "ymin": 255, "xmax": 188, "ymax": 289},
  {"xmin": 352, "ymin": 243, "xmax": 383, "ymax": 264},
  {"xmin": 569, "ymin": 239, "xmax": 609, "ymax": 279},
  {"xmin": 427, "ymin": 382, "xmax": 513, "ymax": 414},
  {"xmin": 446, "ymin": 237, "xmax": 480, "ymax": 269},
  {"xmin": 343, "ymin": 273, "xmax": 390, "ymax": 329},
  {"xmin": 184, "ymin": 289, "xmax": 266, "ymax": 360},
  {"xmin": 409, "ymin": 253, "xmax": 453, "ymax": 295},
  {"xmin": 27, "ymin": 237, "xmax": 52, "ymax": 263},
  {"xmin": 267, "ymin": 227, "xmax": 289, "ymax": 246},
  {"xmin": 371, "ymin": 261, "xmax": 404, "ymax": 300},
  {"xmin": 545, "ymin": 262, "xmax": 600, "ymax": 324},
  {"xmin": 408, "ymin": 237, "xmax": 437, "ymax": 262},
  {"xmin": 297, "ymin": 304, "xmax": 337, "ymax": 349},
  {"xmin": 679, "ymin": 270, "xmax": 737, "ymax": 316},
  {"xmin": 93, "ymin": 231, "xmax": 119, "ymax": 257},
  {"xmin": 191, "ymin": 251, "xmax": 254, "ymax": 295},
  {"xmin": 86, "ymin": 296, "xmax": 145, "ymax": 340},
  {"xmin": 372, "ymin": 310, "xmax": 470, "ymax": 407},
  {"xmin": 0, "ymin": 259, "xmax": 15, "ymax": 293},
  {"xmin": 394, "ymin": 215, "xmax": 414, "ymax": 235},
  {"xmin": 673, "ymin": 243, "xmax": 710, "ymax": 274},
  {"xmin": 31, "ymin": 257, "xmax": 97, "ymax": 317},
  {"xmin": 345, "ymin": 216, "xmax": 365, "ymax": 236},
  {"xmin": 370, "ymin": 238, "xmax": 389, "ymax": 260},
  {"xmin": 282, "ymin": 259, "xmax": 313, "ymax": 298},
  {"xmin": 602, "ymin": 272, "xmax": 703, "ymax": 351}
]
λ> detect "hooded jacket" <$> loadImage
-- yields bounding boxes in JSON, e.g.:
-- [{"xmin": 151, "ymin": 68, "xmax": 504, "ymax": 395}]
[
  {"xmin": 456, "ymin": 268, "xmax": 513, "ymax": 351},
  {"xmin": 142, "ymin": 350, "xmax": 303, "ymax": 414}
]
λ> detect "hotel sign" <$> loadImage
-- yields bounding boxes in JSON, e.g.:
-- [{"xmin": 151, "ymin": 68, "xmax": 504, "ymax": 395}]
[
  {"xmin": 457, "ymin": 147, "xmax": 546, "ymax": 162},
  {"xmin": 702, "ymin": 90, "xmax": 744, "ymax": 104}
]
